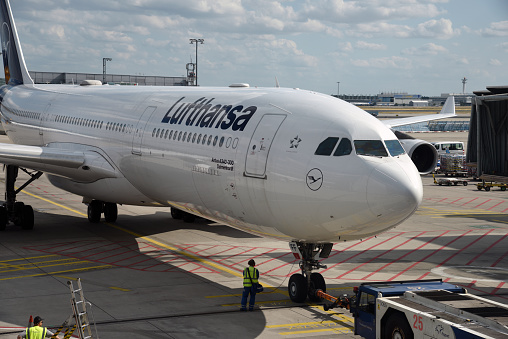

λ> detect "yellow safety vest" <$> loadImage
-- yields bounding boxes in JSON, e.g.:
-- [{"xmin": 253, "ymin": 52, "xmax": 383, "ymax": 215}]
[
  {"xmin": 243, "ymin": 266, "xmax": 259, "ymax": 287},
  {"xmin": 26, "ymin": 326, "xmax": 46, "ymax": 339}
]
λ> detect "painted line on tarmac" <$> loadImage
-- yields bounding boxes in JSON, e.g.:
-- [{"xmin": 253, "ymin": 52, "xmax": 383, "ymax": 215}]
[{"xmin": 0, "ymin": 264, "xmax": 112, "ymax": 281}]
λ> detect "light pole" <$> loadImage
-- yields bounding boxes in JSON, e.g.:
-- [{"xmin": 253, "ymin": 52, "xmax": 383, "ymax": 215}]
[
  {"xmin": 189, "ymin": 38, "xmax": 204, "ymax": 86},
  {"xmin": 103, "ymin": 58, "xmax": 112, "ymax": 84},
  {"xmin": 337, "ymin": 82, "xmax": 340, "ymax": 98}
]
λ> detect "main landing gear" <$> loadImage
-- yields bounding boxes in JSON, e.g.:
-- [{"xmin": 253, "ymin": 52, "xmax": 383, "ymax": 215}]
[
  {"xmin": 170, "ymin": 207, "xmax": 196, "ymax": 223},
  {"xmin": 87, "ymin": 200, "xmax": 118, "ymax": 223},
  {"xmin": 0, "ymin": 165, "xmax": 41, "ymax": 231},
  {"xmin": 288, "ymin": 241, "xmax": 333, "ymax": 303}
]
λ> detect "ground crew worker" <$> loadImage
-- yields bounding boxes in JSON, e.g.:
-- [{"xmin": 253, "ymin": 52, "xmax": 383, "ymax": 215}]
[
  {"xmin": 241, "ymin": 259, "xmax": 260, "ymax": 311},
  {"xmin": 17, "ymin": 316, "xmax": 61, "ymax": 339}
]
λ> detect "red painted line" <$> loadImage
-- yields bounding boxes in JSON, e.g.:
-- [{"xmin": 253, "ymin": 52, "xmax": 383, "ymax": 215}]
[
  {"xmin": 443, "ymin": 278, "xmax": 450, "ymax": 282},
  {"xmin": 473, "ymin": 199, "xmax": 492, "ymax": 209},
  {"xmin": 492, "ymin": 282, "xmax": 505, "ymax": 295},
  {"xmin": 502, "ymin": 207, "xmax": 508, "ymax": 213},
  {"xmin": 438, "ymin": 198, "xmax": 448, "ymax": 203},
  {"xmin": 341, "ymin": 231, "xmax": 426, "ymax": 280},
  {"xmin": 234, "ymin": 248, "xmax": 278, "ymax": 268},
  {"xmin": 109, "ymin": 243, "xmax": 152, "ymax": 264},
  {"xmin": 333, "ymin": 233, "xmax": 404, "ymax": 279},
  {"xmin": 457, "ymin": 283, "xmax": 508, "ymax": 301},
  {"xmin": 466, "ymin": 280, "xmax": 477, "ymax": 287},
  {"xmin": 417, "ymin": 230, "xmax": 493, "ymax": 280},
  {"xmin": 450, "ymin": 197, "xmax": 464, "ymax": 204},
  {"xmin": 362, "ymin": 231, "xmax": 445, "ymax": 280},
  {"xmin": 192, "ymin": 245, "xmax": 218, "ymax": 255},
  {"xmin": 320, "ymin": 236, "xmax": 378, "ymax": 274},
  {"xmin": 79, "ymin": 243, "xmax": 126, "ymax": 259},
  {"xmin": 389, "ymin": 230, "xmax": 471, "ymax": 281},
  {"xmin": 492, "ymin": 247, "xmax": 508, "ymax": 267},
  {"xmin": 487, "ymin": 201, "xmax": 504, "ymax": 210},
  {"xmin": 461, "ymin": 197, "xmax": 479, "ymax": 206},
  {"xmin": 467, "ymin": 232, "xmax": 508, "ymax": 265},
  {"xmin": 260, "ymin": 253, "xmax": 298, "ymax": 275}
]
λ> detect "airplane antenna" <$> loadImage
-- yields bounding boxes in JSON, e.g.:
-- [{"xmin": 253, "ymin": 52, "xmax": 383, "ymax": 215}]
[
  {"xmin": 461, "ymin": 77, "xmax": 467, "ymax": 94},
  {"xmin": 275, "ymin": 76, "xmax": 280, "ymax": 88}
]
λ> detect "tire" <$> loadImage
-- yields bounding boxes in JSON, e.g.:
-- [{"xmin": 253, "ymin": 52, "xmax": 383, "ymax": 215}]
[
  {"xmin": 385, "ymin": 313, "xmax": 414, "ymax": 339},
  {"xmin": 485, "ymin": 186, "xmax": 491, "ymax": 192},
  {"xmin": 87, "ymin": 200, "xmax": 102, "ymax": 223},
  {"xmin": 308, "ymin": 273, "xmax": 326, "ymax": 302},
  {"xmin": 502, "ymin": 187, "xmax": 507, "ymax": 192},
  {"xmin": 463, "ymin": 182, "xmax": 468, "ymax": 186},
  {"xmin": 13, "ymin": 202, "xmax": 25, "ymax": 226},
  {"xmin": 453, "ymin": 182, "xmax": 458, "ymax": 186},
  {"xmin": 183, "ymin": 212, "xmax": 196, "ymax": 223},
  {"xmin": 171, "ymin": 208, "xmax": 183, "ymax": 220},
  {"xmin": 477, "ymin": 185, "xmax": 482, "ymax": 190},
  {"xmin": 438, "ymin": 183, "xmax": 442, "ymax": 186},
  {"xmin": 0, "ymin": 206, "xmax": 7, "ymax": 231},
  {"xmin": 447, "ymin": 182, "xmax": 452, "ymax": 186},
  {"xmin": 104, "ymin": 202, "xmax": 118, "ymax": 222},
  {"xmin": 20, "ymin": 205, "xmax": 34, "ymax": 230},
  {"xmin": 288, "ymin": 273, "xmax": 308, "ymax": 303}
]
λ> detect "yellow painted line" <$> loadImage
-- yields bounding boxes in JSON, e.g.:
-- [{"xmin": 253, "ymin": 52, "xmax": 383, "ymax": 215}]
[
  {"xmin": 19, "ymin": 189, "xmax": 87, "ymax": 216},
  {"xmin": 267, "ymin": 320, "xmax": 350, "ymax": 328},
  {"xmin": 109, "ymin": 286, "xmax": 130, "ymax": 292},
  {"xmin": 221, "ymin": 299, "xmax": 294, "ymax": 307},
  {"xmin": 0, "ymin": 254, "xmax": 58, "ymax": 263},
  {"xmin": 0, "ymin": 264, "xmax": 112, "ymax": 281},
  {"xmin": 278, "ymin": 327, "xmax": 352, "ymax": 335},
  {"xmin": 0, "ymin": 259, "xmax": 91, "ymax": 273}
]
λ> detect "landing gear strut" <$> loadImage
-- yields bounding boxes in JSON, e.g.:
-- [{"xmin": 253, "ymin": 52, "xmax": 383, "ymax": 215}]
[
  {"xmin": 0, "ymin": 165, "xmax": 41, "ymax": 231},
  {"xmin": 288, "ymin": 241, "xmax": 333, "ymax": 303},
  {"xmin": 87, "ymin": 200, "xmax": 118, "ymax": 223}
]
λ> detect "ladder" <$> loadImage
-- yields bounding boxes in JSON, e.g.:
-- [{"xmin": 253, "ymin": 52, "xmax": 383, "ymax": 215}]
[{"xmin": 68, "ymin": 279, "xmax": 94, "ymax": 339}]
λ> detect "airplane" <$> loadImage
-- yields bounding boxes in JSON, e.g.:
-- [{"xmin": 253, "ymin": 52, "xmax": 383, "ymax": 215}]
[{"xmin": 0, "ymin": 0, "xmax": 455, "ymax": 303}]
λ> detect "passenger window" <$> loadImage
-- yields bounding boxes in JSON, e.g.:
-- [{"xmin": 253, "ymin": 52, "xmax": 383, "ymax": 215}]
[
  {"xmin": 168, "ymin": 130, "xmax": 173, "ymax": 139},
  {"xmin": 202, "ymin": 134, "xmax": 207, "ymax": 145},
  {"xmin": 213, "ymin": 136, "xmax": 218, "ymax": 146},
  {"xmin": 187, "ymin": 133, "xmax": 192, "ymax": 142},
  {"xmin": 333, "ymin": 138, "xmax": 352, "ymax": 156},
  {"xmin": 354, "ymin": 140, "xmax": 388, "ymax": 157},
  {"xmin": 219, "ymin": 136, "xmax": 225, "ymax": 147},
  {"xmin": 152, "ymin": 128, "xmax": 156, "ymax": 137},
  {"xmin": 197, "ymin": 134, "xmax": 202, "ymax": 144},
  {"xmin": 207, "ymin": 135, "xmax": 213, "ymax": 145},
  {"xmin": 192, "ymin": 133, "xmax": 196, "ymax": 143},
  {"xmin": 164, "ymin": 130, "xmax": 169, "ymax": 139},
  {"xmin": 315, "ymin": 137, "xmax": 339, "ymax": 156},
  {"xmin": 183, "ymin": 132, "xmax": 187, "ymax": 141},
  {"xmin": 178, "ymin": 131, "xmax": 182, "ymax": 141},
  {"xmin": 385, "ymin": 140, "xmax": 405, "ymax": 157}
]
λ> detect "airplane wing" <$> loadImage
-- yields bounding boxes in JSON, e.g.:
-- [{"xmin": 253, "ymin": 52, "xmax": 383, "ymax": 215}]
[
  {"xmin": 382, "ymin": 96, "xmax": 456, "ymax": 129},
  {"xmin": 0, "ymin": 143, "xmax": 119, "ymax": 182}
]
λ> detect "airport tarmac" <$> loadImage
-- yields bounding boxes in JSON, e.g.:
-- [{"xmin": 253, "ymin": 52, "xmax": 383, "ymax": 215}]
[{"xmin": 2, "ymin": 131, "xmax": 508, "ymax": 338}]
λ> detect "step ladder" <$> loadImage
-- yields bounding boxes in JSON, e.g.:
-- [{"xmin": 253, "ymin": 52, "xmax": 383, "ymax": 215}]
[{"xmin": 68, "ymin": 279, "xmax": 95, "ymax": 339}]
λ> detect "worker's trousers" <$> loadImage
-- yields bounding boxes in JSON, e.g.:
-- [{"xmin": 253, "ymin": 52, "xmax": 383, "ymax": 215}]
[{"xmin": 241, "ymin": 286, "xmax": 256, "ymax": 311}]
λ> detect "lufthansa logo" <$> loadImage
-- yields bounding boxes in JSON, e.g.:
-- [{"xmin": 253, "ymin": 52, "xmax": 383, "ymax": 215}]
[{"xmin": 306, "ymin": 168, "xmax": 323, "ymax": 191}]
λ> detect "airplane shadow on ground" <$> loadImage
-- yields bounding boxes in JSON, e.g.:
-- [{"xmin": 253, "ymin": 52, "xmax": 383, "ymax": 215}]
[{"xmin": 0, "ymin": 210, "xmax": 292, "ymax": 339}]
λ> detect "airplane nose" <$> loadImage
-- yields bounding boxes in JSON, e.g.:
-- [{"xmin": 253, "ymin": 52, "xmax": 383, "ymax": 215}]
[{"xmin": 366, "ymin": 161, "xmax": 423, "ymax": 222}]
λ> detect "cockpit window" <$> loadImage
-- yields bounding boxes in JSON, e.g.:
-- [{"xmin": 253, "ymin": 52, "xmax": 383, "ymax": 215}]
[
  {"xmin": 385, "ymin": 140, "xmax": 405, "ymax": 156},
  {"xmin": 315, "ymin": 137, "xmax": 339, "ymax": 156},
  {"xmin": 354, "ymin": 140, "xmax": 388, "ymax": 157},
  {"xmin": 333, "ymin": 138, "xmax": 352, "ymax": 156}
]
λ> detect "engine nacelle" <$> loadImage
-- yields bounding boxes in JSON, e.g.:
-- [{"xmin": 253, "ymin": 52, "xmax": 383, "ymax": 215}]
[{"xmin": 394, "ymin": 131, "xmax": 438, "ymax": 174}]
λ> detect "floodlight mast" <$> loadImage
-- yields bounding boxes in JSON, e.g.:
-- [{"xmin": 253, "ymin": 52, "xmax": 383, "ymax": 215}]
[
  {"xmin": 189, "ymin": 38, "xmax": 204, "ymax": 86},
  {"xmin": 103, "ymin": 58, "xmax": 112, "ymax": 84}
]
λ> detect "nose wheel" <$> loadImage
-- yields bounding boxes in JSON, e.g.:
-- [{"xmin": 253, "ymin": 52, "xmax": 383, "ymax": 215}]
[{"xmin": 288, "ymin": 241, "xmax": 333, "ymax": 303}]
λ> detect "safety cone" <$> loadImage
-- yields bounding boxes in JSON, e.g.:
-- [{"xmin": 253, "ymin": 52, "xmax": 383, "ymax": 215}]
[{"xmin": 28, "ymin": 315, "xmax": 33, "ymax": 327}]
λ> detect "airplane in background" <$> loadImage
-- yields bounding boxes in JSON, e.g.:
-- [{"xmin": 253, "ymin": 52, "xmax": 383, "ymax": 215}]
[{"xmin": 0, "ymin": 0, "xmax": 455, "ymax": 303}]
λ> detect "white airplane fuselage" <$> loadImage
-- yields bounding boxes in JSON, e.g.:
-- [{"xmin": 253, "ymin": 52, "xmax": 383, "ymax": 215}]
[{"xmin": 0, "ymin": 83, "xmax": 422, "ymax": 242}]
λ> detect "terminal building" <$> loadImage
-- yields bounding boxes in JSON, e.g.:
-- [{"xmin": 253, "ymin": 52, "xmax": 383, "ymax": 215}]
[
  {"xmin": 28, "ymin": 71, "xmax": 188, "ymax": 86},
  {"xmin": 335, "ymin": 92, "xmax": 474, "ymax": 106}
]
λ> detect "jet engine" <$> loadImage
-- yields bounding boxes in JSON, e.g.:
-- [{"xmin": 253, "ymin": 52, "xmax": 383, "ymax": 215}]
[{"xmin": 394, "ymin": 131, "xmax": 438, "ymax": 175}]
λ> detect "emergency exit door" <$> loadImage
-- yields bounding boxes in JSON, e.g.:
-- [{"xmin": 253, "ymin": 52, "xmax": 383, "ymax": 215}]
[
  {"xmin": 132, "ymin": 106, "xmax": 157, "ymax": 155},
  {"xmin": 245, "ymin": 114, "xmax": 286, "ymax": 178}
]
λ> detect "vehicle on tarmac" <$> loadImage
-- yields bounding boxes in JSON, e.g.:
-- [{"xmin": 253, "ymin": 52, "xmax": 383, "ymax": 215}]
[
  {"xmin": 318, "ymin": 279, "xmax": 508, "ymax": 339},
  {"xmin": 0, "ymin": 0, "xmax": 456, "ymax": 303}
]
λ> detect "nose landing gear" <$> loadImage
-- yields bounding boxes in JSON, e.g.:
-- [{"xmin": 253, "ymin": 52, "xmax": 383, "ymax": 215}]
[{"xmin": 288, "ymin": 241, "xmax": 333, "ymax": 303}]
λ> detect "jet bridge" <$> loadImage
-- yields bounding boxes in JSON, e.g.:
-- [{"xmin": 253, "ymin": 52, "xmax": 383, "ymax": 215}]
[{"xmin": 466, "ymin": 86, "xmax": 508, "ymax": 183}]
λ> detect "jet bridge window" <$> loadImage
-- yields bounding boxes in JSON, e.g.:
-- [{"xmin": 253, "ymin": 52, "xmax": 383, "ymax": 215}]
[
  {"xmin": 354, "ymin": 140, "xmax": 388, "ymax": 157},
  {"xmin": 315, "ymin": 137, "xmax": 339, "ymax": 156},
  {"xmin": 333, "ymin": 138, "xmax": 352, "ymax": 156},
  {"xmin": 385, "ymin": 140, "xmax": 405, "ymax": 157}
]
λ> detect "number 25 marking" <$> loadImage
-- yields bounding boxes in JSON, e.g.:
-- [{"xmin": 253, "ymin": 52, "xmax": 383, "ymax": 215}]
[{"xmin": 413, "ymin": 314, "xmax": 423, "ymax": 331}]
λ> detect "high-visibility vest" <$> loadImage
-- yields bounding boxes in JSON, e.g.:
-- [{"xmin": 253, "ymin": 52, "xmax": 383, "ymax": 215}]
[
  {"xmin": 243, "ymin": 266, "xmax": 259, "ymax": 287},
  {"xmin": 26, "ymin": 326, "xmax": 47, "ymax": 339}
]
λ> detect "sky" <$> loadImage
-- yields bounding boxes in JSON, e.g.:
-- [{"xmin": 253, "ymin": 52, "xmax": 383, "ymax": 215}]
[{"xmin": 9, "ymin": 0, "xmax": 508, "ymax": 96}]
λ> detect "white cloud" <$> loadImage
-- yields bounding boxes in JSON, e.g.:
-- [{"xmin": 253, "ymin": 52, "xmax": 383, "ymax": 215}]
[
  {"xmin": 414, "ymin": 18, "xmax": 458, "ymax": 39},
  {"xmin": 481, "ymin": 21, "xmax": 508, "ymax": 37},
  {"xmin": 351, "ymin": 56, "xmax": 412, "ymax": 69},
  {"xmin": 355, "ymin": 41, "xmax": 386, "ymax": 50},
  {"xmin": 402, "ymin": 43, "xmax": 447, "ymax": 56},
  {"xmin": 490, "ymin": 59, "xmax": 502, "ymax": 66}
]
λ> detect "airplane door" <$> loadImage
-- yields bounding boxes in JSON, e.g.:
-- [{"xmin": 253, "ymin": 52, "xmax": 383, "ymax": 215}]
[
  {"xmin": 132, "ymin": 106, "xmax": 157, "ymax": 155},
  {"xmin": 245, "ymin": 114, "xmax": 286, "ymax": 178}
]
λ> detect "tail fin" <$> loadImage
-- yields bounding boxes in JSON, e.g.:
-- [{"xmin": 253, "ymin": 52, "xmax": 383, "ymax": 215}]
[
  {"xmin": 0, "ymin": 0, "xmax": 33, "ymax": 85},
  {"xmin": 439, "ymin": 96, "xmax": 456, "ymax": 115}
]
